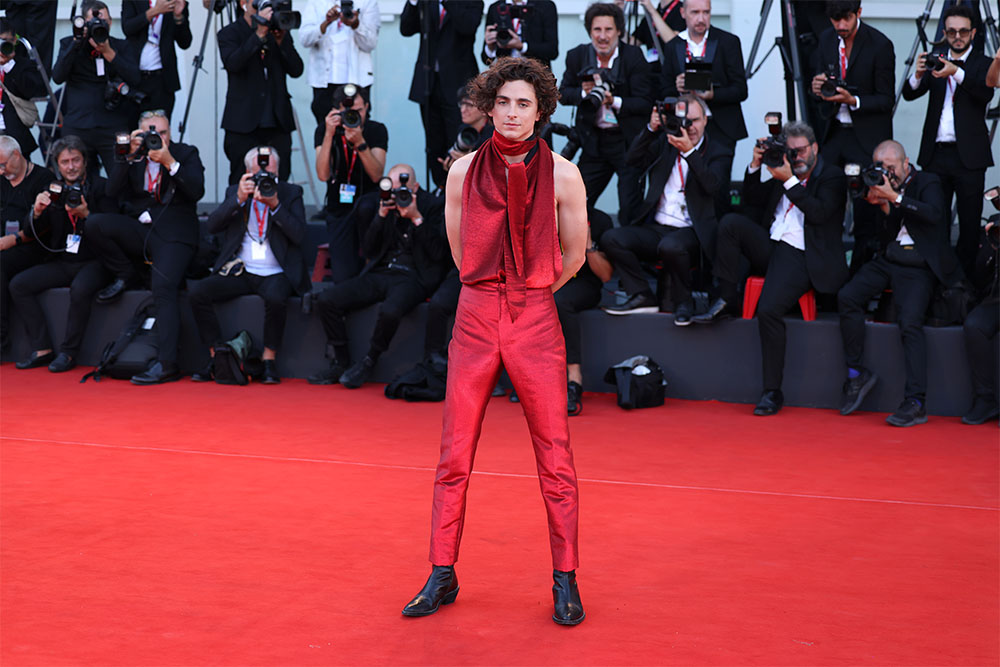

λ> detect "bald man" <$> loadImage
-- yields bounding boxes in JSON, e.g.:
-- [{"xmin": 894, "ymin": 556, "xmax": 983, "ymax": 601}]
[{"xmin": 310, "ymin": 164, "xmax": 449, "ymax": 388}]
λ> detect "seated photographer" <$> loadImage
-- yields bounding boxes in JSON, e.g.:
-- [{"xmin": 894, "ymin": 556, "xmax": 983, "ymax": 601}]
[
  {"xmin": 1, "ymin": 18, "xmax": 48, "ymax": 160},
  {"xmin": 481, "ymin": 0, "xmax": 558, "ymax": 70},
  {"xmin": 52, "ymin": 0, "xmax": 142, "ymax": 177},
  {"xmin": 121, "ymin": 0, "xmax": 193, "ymax": 118},
  {"xmin": 0, "ymin": 135, "xmax": 56, "ymax": 353},
  {"xmin": 437, "ymin": 84, "xmax": 493, "ymax": 177},
  {"xmin": 310, "ymin": 163, "xmax": 446, "ymax": 388},
  {"xmin": 188, "ymin": 146, "xmax": 309, "ymax": 385},
  {"xmin": 838, "ymin": 140, "xmax": 964, "ymax": 427},
  {"xmin": 693, "ymin": 120, "xmax": 848, "ymax": 417},
  {"xmin": 601, "ymin": 95, "xmax": 730, "ymax": 322},
  {"xmin": 961, "ymin": 187, "xmax": 999, "ymax": 425},
  {"xmin": 9, "ymin": 135, "xmax": 117, "ymax": 372},
  {"xmin": 558, "ymin": 2, "xmax": 652, "ymax": 223},
  {"xmin": 315, "ymin": 82, "xmax": 387, "ymax": 282},
  {"xmin": 84, "ymin": 109, "xmax": 205, "ymax": 384}
]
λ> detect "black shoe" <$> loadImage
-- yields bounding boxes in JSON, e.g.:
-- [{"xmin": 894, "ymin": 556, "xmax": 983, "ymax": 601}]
[
  {"xmin": 191, "ymin": 361, "xmax": 214, "ymax": 382},
  {"xmin": 753, "ymin": 389, "xmax": 783, "ymax": 416},
  {"xmin": 509, "ymin": 388, "xmax": 519, "ymax": 403},
  {"xmin": 131, "ymin": 361, "xmax": 181, "ymax": 385},
  {"xmin": 962, "ymin": 398, "xmax": 1000, "ymax": 425},
  {"xmin": 401, "ymin": 565, "xmax": 459, "ymax": 617},
  {"xmin": 840, "ymin": 368, "xmax": 878, "ymax": 415},
  {"xmin": 886, "ymin": 398, "xmax": 927, "ymax": 427},
  {"xmin": 307, "ymin": 360, "xmax": 347, "ymax": 385},
  {"xmin": 47, "ymin": 352, "xmax": 76, "ymax": 373},
  {"xmin": 552, "ymin": 569, "xmax": 585, "ymax": 626},
  {"xmin": 340, "ymin": 356, "xmax": 375, "ymax": 389},
  {"xmin": 15, "ymin": 350, "xmax": 55, "ymax": 369},
  {"xmin": 96, "ymin": 278, "xmax": 128, "ymax": 304},
  {"xmin": 568, "ymin": 380, "xmax": 583, "ymax": 416},
  {"xmin": 673, "ymin": 300, "xmax": 694, "ymax": 327},
  {"xmin": 692, "ymin": 298, "xmax": 732, "ymax": 325},
  {"xmin": 491, "ymin": 381, "xmax": 506, "ymax": 397},
  {"xmin": 261, "ymin": 359, "xmax": 281, "ymax": 384},
  {"xmin": 602, "ymin": 292, "xmax": 659, "ymax": 316}
]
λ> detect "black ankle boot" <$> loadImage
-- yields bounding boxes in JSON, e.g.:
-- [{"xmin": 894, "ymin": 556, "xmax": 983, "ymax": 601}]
[
  {"xmin": 552, "ymin": 569, "xmax": 585, "ymax": 625},
  {"xmin": 401, "ymin": 565, "xmax": 459, "ymax": 617}
]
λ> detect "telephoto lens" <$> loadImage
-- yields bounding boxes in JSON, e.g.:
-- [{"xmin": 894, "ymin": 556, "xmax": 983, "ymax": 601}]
[
  {"xmin": 0, "ymin": 41, "xmax": 15, "ymax": 57},
  {"xmin": 451, "ymin": 126, "xmax": 480, "ymax": 154}
]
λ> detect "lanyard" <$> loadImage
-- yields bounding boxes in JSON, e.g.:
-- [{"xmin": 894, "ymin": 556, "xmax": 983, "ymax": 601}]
[
  {"xmin": 68, "ymin": 212, "xmax": 79, "ymax": 235},
  {"xmin": 340, "ymin": 136, "xmax": 359, "ymax": 182},
  {"xmin": 686, "ymin": 38, "xmax": 705, "ymax": 61},
  {"xmin": 145, "ymin": 162, "xmax": 161, "ymax": 200},
  {"xmin": 783, "ymin": 177, "xmax": 808, "ymax": 218},
  {"xmin": 439, "ymin": 2, "xmax": 446, "ymax": 27},
  {"xmin": 253, "ymin": 200, "xmax": 268, "ymax": 241},
  {"xmin": 676, "ymin": 154, "xmax": 685, "ymax": 192},
  {"xmin": 148, "ymin": 0, "xmax": 162, "ymax": 42},
  {"xmin": 662, "ymin": 0, "xmax": 680, "ymax": 20},
  {"xmin": 0, "ymin": 69, "xmax": 4, "ymax": 105}
]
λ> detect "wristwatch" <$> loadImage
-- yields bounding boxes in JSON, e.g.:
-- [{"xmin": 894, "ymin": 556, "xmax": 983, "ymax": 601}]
[
  {"xmin": 355, "ymin": 142, "xmax": 369, "ymax": 152},
  {"xmin": 586, "ymin": 243, "xmax": 600, "ymax": 254},
  {"xmin": 894, "ymin": 192, "xmax": 903, "ymax": 206}
]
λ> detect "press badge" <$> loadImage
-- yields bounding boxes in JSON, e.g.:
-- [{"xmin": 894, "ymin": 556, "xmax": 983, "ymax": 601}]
[
  {"xmin": 339, "ymin": 183, "xmax": 357, "ymax": 204},
  {"xmin": 95, "ymin": 59, "xmax": 105, "ymax": 77},
  {"xmin": 66, "ymin": 234, "xmax": 81, "ymax": 254},
  {"xmin": 603, "ymin": 108, "xmax": 618, "ymax": 125},
  {"xmin": 251, "ymin": 241, "xmax": 267, "ymax": 260}
]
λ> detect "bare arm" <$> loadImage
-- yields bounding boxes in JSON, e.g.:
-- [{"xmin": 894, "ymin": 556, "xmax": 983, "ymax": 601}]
[
  {"xmin": 551, "ymin": 155, "xmax": 588, "ymax": 293},
  {"xmin": 988, "ymin": 47, "xmax": 1000, "ymax": 88},
  {"xmin": 445, "ymin": 153, "xmax": 474, "ymax": 269}
]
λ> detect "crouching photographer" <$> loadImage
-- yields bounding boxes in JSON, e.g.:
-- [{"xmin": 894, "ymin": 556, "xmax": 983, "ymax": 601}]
[
  {"xmin": 84, "ymin": 109, "xmax": 205, "ymax": 384},
  {"xmin": 9, "ymin": 136, "xmax": 118, "ymax": 372},
  {"xmin": 187, "ymin": 147, "xmax": 309, "ymax": 385}
]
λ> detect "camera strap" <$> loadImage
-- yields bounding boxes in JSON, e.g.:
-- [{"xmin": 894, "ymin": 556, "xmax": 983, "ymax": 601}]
[
  {"xmin": 144, "ymin": 161, "xmax": 161, "ymax": 200},
  {"xmin": 339, "ymin": 136, "xmax": 358, "ymax": 182}
]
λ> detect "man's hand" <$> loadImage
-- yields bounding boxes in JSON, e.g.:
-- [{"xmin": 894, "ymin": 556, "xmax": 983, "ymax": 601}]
[
  {"xmin": 341, "ymin": 10, "xmax": 360, "ymax": 29},
  {"xmin": 484, "ymin": 24, "xmax": 498, "ymax": 47},
  {"xmin": 256, "ymin": 187, "xmax": 279, "ymax": 211},
  {"xmin": 438, "ymin": 148, "xmax": 463, "ymax": 172},
  {"xmin": 503, "ymin": 33, "xmax": 523, "ymax": 51},
  {"xmin": 255, "ymin": 8, "xmax": 272, "ymax": 38},
  {"xmin": 173, "ymin": 0, "xmax": 187, "ymax": 19},
  {"xmin": 932, "ymin": 58, "xmax": 959, "ymax": 79},
  {"xmin": 648, "ymin": 108, "xmax": 662, "ymax": 132},
  {"xmin": 914, "ymin": 51, "xmax": 928, "ymax": 79},
  {"xmin": 868, "ymin": 176, "xmax": 898, "ymax": 203},
  {"xmin": 696, "ymin": 85, "xmax": 714, "ymax": 101},
  {"xmin": 810, "ymin": 73, "xmax": 827, "ymax": 97},
  {"xmin": 0, "ymin": 234, "xmax": 19, "ymax": 251},
  {"xmin": 271, "ymin": 27, "xmax": 286, "ymax": 44},
  {"xmin": 581, "ymin": 80, "xmax": 595, "ymax": 95},
  {"xmin": 750, "ymin": 138, "xmax": 765, "ymax": 170},
  {"xmin": 67, "ymin": 194, "xmax": 90, "ymax": 219},
  {"xmin": 324, "ymin": 108, "xmax": 343, "ymax": 137},
  {"xmin": 149, "ymin": 0, "xmax": 175, "ymax": 18},
  {"xmin": 92, "ymin": 38, "xmax": 115, "ymax": 59},
  {"xmin": 129, "ymin": 129, "xmax": 145, "ymax": 155},
  {"xmin": 148, "ymin": 145, "xmax": 175, "ymax": 168},
  {"xmin": 378, "ymin": 196, "xmax": 396, "ymax": 218},
  {"xmin": 237, "ymin": 172, "xmax": 256, "ymax": 205},
  {"xmin": 343, "ymin": 123, "xmax": 363, "ymax": 147},
  {"xmin": 396, "ymin": 196, "xmax": 420, "ymax": 222},
  {"xmin": 667, "ymin": 129, "xmax": 694, "ymax": 154},
  {"xmin": 602, "ymin": 88, "xmax": 614, "ymax": 107},
  {"xmin": 766, "ymin": 153, "xmax": 794, "ymax": 183},
  {"xmin": 675, "ymin": 72, "xmax": 687, "ymax": 94},
  {"xmin": 33, "ymin": 191, "xmax": 52, "ymax": 218},
  {"xmin": 864, "ymin": 188, "xmax": 891, "ymax": 214}
]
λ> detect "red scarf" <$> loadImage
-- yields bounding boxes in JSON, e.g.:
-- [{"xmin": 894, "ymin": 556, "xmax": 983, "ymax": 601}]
[{"xmin": 461, "ymin": 131, "xmax": 558, "ymax": 321}]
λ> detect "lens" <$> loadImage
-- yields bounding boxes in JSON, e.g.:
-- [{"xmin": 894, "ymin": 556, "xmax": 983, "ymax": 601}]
[
  {"xmin": 395, "ymin": 188, "xmax": 413, "ymax": 208},
  {"xmin": 0, "ymin": 41, "xmax": 14, "ymax": 57}
]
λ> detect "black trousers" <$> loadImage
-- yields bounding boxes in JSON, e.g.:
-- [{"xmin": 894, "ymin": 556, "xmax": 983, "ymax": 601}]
[
  {"xmin": 425, "ymin": 268, "xmax": 461, "ymax": 357},
  {"xmin": 61, "ymin": 125, "xmax": 119, "ymax": 181},
  {"xmin": 8, "ymin": 258, "xmax": 109, "ymax": 355},
  {"xmin": 706, "ymin": 124, "xmax": 736, "ymax": 216},
  {"xmin": 578, "ymin": 128, "xmax": 629, "ymax": 223},
  {"xmin": 0, "ymin": 242, "xmax": 49, "ymax": 345},
  {"xmin": 925, "ymin": 142, "xmax": 986, "ymax": 279},
  {"xmin": 136, "ymin": 69, "xmax": 177, "ymax": 120},
  {"xmin": 311, "ymin": 84, "xmax": 372, "ymax": 134},
  {"xmin": 821, "ymin": 122, "xmax": 879, "ymax": 273},
  {"xmin": 4, "ymin": 0, "xmax": 57, "ymax": 72},
  {"xmin": 188, "ymin": 270, "xmax": 294, "ymax": 351},
  {"xmin": 223, "ymin": 129, "xmax": 293, "ymax": 185},
  {"xmin": 963, "ymin": 296, "xmax": 999, "ymax": 404},
  {"xmin": 325, "ymin": 210, "xmax": 363, "ymax": 283},
  {"xmin": 602, "ymin": 223, "xmax": 700, "ymax": 305},
  {"xmin": 838, "ymin": 255, "xmax": 936, "ymax": 401},
  {"xmin": 419, "ymin": 73, "xmax": 463, "ymax": 190},
  {"xmin": 554, "ymin": 275, "xmax": 602, "ymax": 366},
  {"xmin": 316, "ymin": 268, "xmax": 427, "ymax": 363},
  {"xmin": 84, "ymin": 213, "xmax": 194, "ymax": 364}
]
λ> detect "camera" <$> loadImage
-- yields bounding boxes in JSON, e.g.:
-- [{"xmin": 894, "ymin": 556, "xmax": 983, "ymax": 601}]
[
  {"xmin": 844, "ymin": 163, "xmax": 867, "ymax": 198},
  {"xmin": 251, "ymin": 0, "xmax": 301, "ymax": 31},
  {"xmin": 104, "ymin": 78, "xmax": 148, "ymax": 111},
  {"xmin": 340, "ymin": 0, "xmax": 355, "ymax": 20},
  {"xmin": 495, "ymin": 2, "xmax": 530, "ymax": 49},
  {"xmin": 0, "ymin": 40, "xmax": 14, "ymax": 58},
  {"xmin": 820, "ymin": 63, "xmax": 856, "ymax": 98},
  {"xmin": 379, "ymin": 173, "xmax": 413, "ymax": 209},
  {"xmin": 251, "ymin": 147, "xmax": 278, "ymax": 198},
  {"xmin": 450, "ymin": 125, "xmax": 480, "ymax": 155},
  {"xmin": 756, "ymin": 112, "xmax": 790, "ymax": 168},
  {"xmin": 985, "ymin": 186, "xmax": 1000, "ymax": 212},
  {"xmin": 684, "ymin": 57, "xmax": 713, "ymax": 92},
  {"xmin": 861, "ymin": 161, "xmax": 890, "ymax": 188},
  {"xmin": 336, "ymin": 83, "xmax": 362, "ymax": 130},
  {"xmin": 545, "ymin": 122, "xmax": 581, "ymax": 161},
  {"xmin": 655, "ymin": 97, "xmax": 692, "ymax": 138},
  {"xmin": 73, "ymin": 15, "xmax": 110, "ymax": 43},
  {"xmin": 578, "ymin": 66, "xmax": 615, "ymax": 111},
  {"xmin": 129, "ymin": 127, "xmax": 163, "ymax": 160},
  {"xmin": 924, "ymin": 53, "xmax": 948, "ymax": 72},
  {"xmin": 48, "ymin": 182, "xmax": 85, "ymax": 209}
]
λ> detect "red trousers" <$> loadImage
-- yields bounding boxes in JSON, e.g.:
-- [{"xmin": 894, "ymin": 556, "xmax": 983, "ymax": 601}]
[{"xmin": 429, "ymin": 282, "xmax": 581, "ymax": 572}]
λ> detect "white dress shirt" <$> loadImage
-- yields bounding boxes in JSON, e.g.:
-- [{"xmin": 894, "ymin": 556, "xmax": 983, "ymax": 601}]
[
  {"xmin": 907, "ymin": 47, "xmax": 970, "ymax": 143},
  {"xmin": 300, "ymin": 0, "xmax": 380, "ymax": 89},
  {"xmin": 654, "ymin": 136, "xmax": 704, "ymax": 228},
  {"xmin": 750, "ymin": 169, "xmax": 806, "ymax": 251}
]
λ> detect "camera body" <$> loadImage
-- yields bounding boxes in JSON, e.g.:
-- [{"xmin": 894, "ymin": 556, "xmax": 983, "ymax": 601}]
[
  {"xmin": 545, "ymin": 122, "xmax": 581, "ymax": 161},
  {"xmin": 861, "ymin": 161, "xmax": 889, "ymax": 188},
  {"xmin": 820, "ymin": 63, "xmax": 857, "ymax": 98},
  {"xmin": 655, "ymin": 97, "xmax": 692, "ymax": 138},
  {"xmin": 104, "ymin": 78, "xmax": 148, "ymax": 111},
  {"xmin": 755, "ymin": 112, "xmax": 790, "ymax": 168},
  {"xmin": 252, "ymin": 0, "xmax": 302, "ymax": 31},
  {"xmin": 924, "ymin": 53, "xmax": 948, "ymax": 72},
  {"xmin": 495, "ymin": 3, "xmax": 530, "ymax": 49},
  {"xmin": 335, "ymin": 83, "xmax": 362, "ymax": 132},
  {"xmin": 379, "ymin": 172, "xmax": 414, "ymax": 209},
  {"xmin": 340, "ymin": 0, "xmax": 355, "ymax": 20},
  {"xmin": 73, "ymin": 15, "xmax": 110, "ymax": 43},
  {"xmin": 578, "ymin": 66, "xmax": 616, "ymax": 111},
  {"xmin": 684, "ymin": 57, "xmax": 713, "ymax": 92},
  {"xmin": 451, "ymin": 125, "xmax": 480, "ymax": 155},
  {"xmin": 48, "ymin": 181, "xmax": 85, "ymax": 209},
  {"xmin": 129, "ymin": 127, "xmax": 164, "ymax": 160}
]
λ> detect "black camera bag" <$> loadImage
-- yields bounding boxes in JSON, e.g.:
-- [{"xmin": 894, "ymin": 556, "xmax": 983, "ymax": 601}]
[
  {"xmin": 604, "ymin": 355, "xmax": 667, "ymax": 410},
  {"xmin": 81, "ymin": 297, "xmax": 158, "ymax": 382}
]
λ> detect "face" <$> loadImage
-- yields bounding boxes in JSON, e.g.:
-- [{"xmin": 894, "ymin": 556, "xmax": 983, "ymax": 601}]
[
  {"xmin": 388, "ymin": 167, "xmax": 417, "ymax": 191},
  {"xmin": 139, "ymin": 114, "xmax": 171, "ymax": 147},
  {"xmin": 57, "ymin": 149, "xmax": 86, "ymax": 183},
  {"xmin": 459, "ymin": 97, "xmax": 485, "ymax": 126},
  {"xmin": 875, "ymin": 150, "xmax": 908, "ymax": 185},
  {"xmin": 684, "ymin": 102, "xmax": 707, "ymax": 145},
  {"xmin": 489, "ymin": 80, "xmax": 542, "ymax": 141},
  {"xmin": 787, "ymin": 136, "xmax": 817, "ymax": 176},
  {"xmin": 0, "ymin": 148, "xmax": 23, "ymax": 180},
  {"xmin": 589, "ymin": 16, "xmax": 620, "ymax": 59},
  {"xmin": 681, "ymin": 0, "xmax": 711, "ymax": 38},
  {"xmin": 830, "ymin": 10, "xmax": 860, "ymax": 40},
  {"xmin": 944, "ymin": 16, "xmax": 974, "ymax": 53},
  {"xmin": 85, "ymin": 7, "xmax": 112, "ymax": 24}
]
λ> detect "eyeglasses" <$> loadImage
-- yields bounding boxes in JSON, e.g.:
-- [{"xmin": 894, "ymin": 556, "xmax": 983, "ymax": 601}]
[
  {"xmin": 139, "ymin": 109, "xmax": 167, "ymax": 121},
  {"xmin": 787, "ymin": 144, "xmax": 813, "ymax": 158},
  {"xmin": 944, "ymin": 28, "xmax": 972, "ymax": 37},
  {"xmin": 459, "ymin": 101, "xmax": 476, "ymax": 108}
]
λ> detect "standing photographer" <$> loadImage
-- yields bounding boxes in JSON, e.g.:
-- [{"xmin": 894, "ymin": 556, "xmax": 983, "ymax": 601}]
[
  {"xmin": 188, "ymin": 147, "xmax": 309, "ymax": 385},
  {"xmin": 0, "ymin": 19, "xmax": 48, "ymax": 160},
  {"xmin": 315, "ymin": 83, "xmax": 387, "ymax": 281},
  {"xmin": 559, "ymin": 2, "xmax": 652, "ymax": 223},
  {"xmin": 121, "ymin": 0, "xmax": 193, "ymax": 118},
  {"xmin": 481, "ymin": 0, "xmax": 558, "ymax": 70},
  {"xmin": 52, "ymin": 0, "xmax": 142, "ymax": 177},
  {"xmin": 84, "ymin": 109, "xmax": 205, "ymax": 384},
  {"xmin": 437, "ymin": 84, "xmax": 493, "ymax": 177},
  {"xmin": 218, "ymin": 0, "xmax": 304, "ymax": 184}
]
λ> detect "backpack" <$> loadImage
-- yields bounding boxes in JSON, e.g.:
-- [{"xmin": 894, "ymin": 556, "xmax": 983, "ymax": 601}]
[
  {"xmin": 81, "ymin": 297, "xmax": 158, "ymax": 382},
  {"xmin": 603, "ymin": 355, "xmax": 667, "ymax": 409},
  {"xmin": 385, "ymin": 358, "xmax": 448, "ymax": 402}
]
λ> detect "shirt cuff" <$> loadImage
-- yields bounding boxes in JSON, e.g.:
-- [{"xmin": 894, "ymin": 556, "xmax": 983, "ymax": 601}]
[
  {"xmin": 748, "ymin": 165, "xmax": 761, "ymax": 174},
  {"xmin": 612, "ymin": 96, "xmax": 623, "ymax": 111},
  {"xmin": 168, "ymin": 161, "xmax": 180, "ymax": 176},
  {"xmin": 681, "ymin": 147, "xmax": 696, "ymax": 158},
  {"xmin": 851, "ymin": 96, "xmax": 861, "ymax": 110},
  {"xmin": 520, "ymin": 42, "xmax": 528, "ymax": 54},
  {"xmin": 270, "ymin": 203, "xmax": 282, "ymax": 214},
  {"xmin": 783, "ymin": 175, "xmax": 800, "ymax": 190},
  {"xmin": 485, "ymin": 44, "xmax": 497, "ymax": 58},
  {"xmin": 908, "ymin": 74, "xmax": 921, "ymax": 89},
  {"xmin": 953, "ymin": 67, "xmax": 966, "ymax": 85},
  {"xmin": 408, "ymin": 0, "xmax": 417, "ymax": 4}
]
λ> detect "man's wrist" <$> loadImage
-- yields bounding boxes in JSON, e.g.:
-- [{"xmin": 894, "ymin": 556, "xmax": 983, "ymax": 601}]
[{"xmin": 355, "ymin": 142, "xmax": 368, "ymax": 152}]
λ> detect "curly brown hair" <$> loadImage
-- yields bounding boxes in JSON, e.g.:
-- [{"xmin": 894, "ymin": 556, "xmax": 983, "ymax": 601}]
[{"xmin": 467, "ymin": 56, "xmax": 559, "ymax": 131}]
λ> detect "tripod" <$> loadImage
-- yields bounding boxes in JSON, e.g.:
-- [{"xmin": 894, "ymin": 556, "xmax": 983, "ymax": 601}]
[
  {"xmin": 744, "ymin": 0, "xmax": 809, "ymax": 122},
  {"xmin": 892, "ymin": 0, "xmax": 937, "ymax": 116},
  {"xmin": 9, "ymin": 37, "xmax": 64, "ymax": 165}
]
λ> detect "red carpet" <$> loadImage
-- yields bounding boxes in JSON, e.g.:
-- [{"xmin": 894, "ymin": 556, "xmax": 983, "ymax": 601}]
[{"xmin": 1, "ymin": 366, "xmax": 997, "ymax": 665}]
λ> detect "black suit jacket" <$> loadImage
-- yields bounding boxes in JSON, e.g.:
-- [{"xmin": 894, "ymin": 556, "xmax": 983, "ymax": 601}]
[
  {"xmin": 813, "ymin": 22, "xmax": 895, "ymax": 153},
  {"xmin": 121, "ymin": 0, "xmax": 193, "ymax": 91},
  {"xmin": 559, "ymin": 42, "xmax": 653, "ymax": 153},
  {"xmin": 52, "ymin": 35, "xmax": 142, "ymax": 130},
  {"xmin": 217, "ymin": 18, "xmax": 304, "ymax": 134},
  {"xmin": 659, "ymin": 27, "xmax": 748, "ymax": 147},
  {"xmin": 207, "ymin": 182, "xmax": 310, "ymax": 295},
  {"xmin": 742, "ymin": 157, "xmax": 849, "ymax": 294},
  {"xmin": 626, "ymin": 128, "xmax": 732, "ymax": 255},
  {"xmin": 401, "ymin": 0, "xmax": 484, "ymax": 105},
  {"xmin": 107, "ymin": 141, "xmax": 205, "ymax": 246},
  {"xmin": 0, "ymin": 41, "xmax": 47, "ymax": 155},
  {"xmin": 361, "ymin": 189, "xmax": 448, "ymax": 291},
  {"xmin": 901, "ymin": 50, "xmax": 995, "ymax": 171},
  {"xmin": 480, "ymin": 0, "xmax": 557, "ymax": 70},
  {"xmin": 33, "ymin": 175, "xmax": 119, "ymax": 261}
]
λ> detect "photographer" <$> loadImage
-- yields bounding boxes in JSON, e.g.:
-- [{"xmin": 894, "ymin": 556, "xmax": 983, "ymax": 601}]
[
  {"xmin": 52, "ymin": 0, "xmax": 142, "ymax": 177},
  {"xmin": 1, "ymin": 18, "xmax": 48, "ymax": 160},
  {"xmin": 437, "ymin": 84, "xmax": 493, "ymax": 176},
  {"xmin": 300, "ymin": 0, "xmax": 379, "ymax": 131},
  {"xmin": 810, "ymin": 0, "xmax": 894, "ymax": 272},
  {"xmin": 601, "ymin": 95, "xmax": 731, "ymax": 323},
  {"xmin": 188, "ymin": 147, "xmax": 309, "ymax": 385},
  {"xmin": 558, "ymin": 2, "xmax": 652, "ymax": 223},
  {"xmin": 315, "ymin": 82, "xmax": 387, "ymax": 282},
  {"xmin": 482, "ymin": 0, "xmax": 558, "ymax": 70},
  {"xmin": 218, "ymin": 0, "xmax": 304, "ymax": 185},
  {"xmin": 121, "ymin": 0, "xmax": 193, "ymax": 118},
  {"xmin": 901, "ymin": 4, "xmax": 995, "ymax": 280},
  {"xmin": 310, "ymin": 163, "xmax": 446, "ymax": 387},
  {"xmin": 400, "ymin": 0, "xmax": 484, "ymax": 190},
  {"xmin": 837, "ymin": 140, "xmax": 964, "ymax": 427},
  {"xmin": 693, "ymin": 121, "xmax": 848, "ymax": 417},
  {"xmin": 9, "ymin": 136, "xmax": 117, "ymax": 372},
  {"xmin": 84, "ymin": 109, "xmax": 205, "ymax": 384}
]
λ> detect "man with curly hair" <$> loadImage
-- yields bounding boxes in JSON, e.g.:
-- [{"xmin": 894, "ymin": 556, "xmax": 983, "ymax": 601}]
[{"xmin": 401, "ymin": 57, "xmax": 590, "ymax": 626}]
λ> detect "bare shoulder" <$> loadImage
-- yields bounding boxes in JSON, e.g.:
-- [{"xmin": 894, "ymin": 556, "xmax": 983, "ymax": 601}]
[
  {"xmin": 551, "ymin": 151, "xmax": 585, "ymax": 192},
  {"xmin": 446, "ymin": 151, "xmax": 477, "ymax": 193}
]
